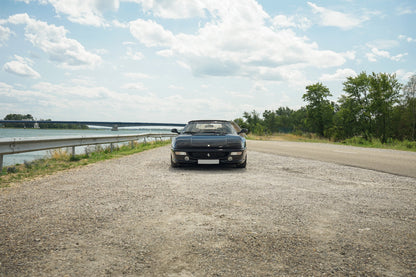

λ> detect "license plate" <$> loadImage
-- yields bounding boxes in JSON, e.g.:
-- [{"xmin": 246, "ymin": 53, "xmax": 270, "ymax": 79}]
[{"xmin": 198, "ymin": 159, "xmax": 219, "ymax": 165}]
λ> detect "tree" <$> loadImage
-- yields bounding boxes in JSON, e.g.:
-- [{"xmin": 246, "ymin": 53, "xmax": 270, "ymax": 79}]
[
  {"xmin": 3, "ymin": 114, "xmax": 34, "ymax": 128},
  {"xmin": 341, "ymin": 72, "xmax": 372, "ymax": 139},
  {"xmin": 368, "ymin": 73, "xmax": 402, "ymax": 143},
  {"xmin": 403, "ymin": 74, "xmax": 416, "ymax": 140},
  {"xmin": 243, "ymin": 110, "xmax": 263, "ymax": 135},
  {"xmin": 302, "ymin": 83, "xmax": 334, "ymax": 137}
]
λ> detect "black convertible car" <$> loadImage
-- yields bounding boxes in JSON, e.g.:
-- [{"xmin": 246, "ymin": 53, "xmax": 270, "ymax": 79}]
[{"xmin": 170, "ymin": 120, "xmax": 248, "ymax": 168}]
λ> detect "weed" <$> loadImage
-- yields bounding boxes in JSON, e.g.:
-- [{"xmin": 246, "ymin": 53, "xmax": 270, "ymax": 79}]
[{"xmin": 0, "ymin": 140, "xmax": 171, "ymax": 187}]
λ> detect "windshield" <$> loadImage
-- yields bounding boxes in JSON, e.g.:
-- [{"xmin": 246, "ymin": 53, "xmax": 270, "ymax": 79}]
[{"xmin": 182, "ymin": 121, "xmax": 237, "ymax": 135}]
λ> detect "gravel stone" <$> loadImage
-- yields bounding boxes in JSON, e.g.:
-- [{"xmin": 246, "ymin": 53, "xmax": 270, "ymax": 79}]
[{"xmin": 1, "ymin": 145, "xmax": 415, "ymax": 276}]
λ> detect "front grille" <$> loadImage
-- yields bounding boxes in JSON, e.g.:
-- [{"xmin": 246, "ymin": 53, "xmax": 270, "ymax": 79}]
[{"xmin": 188, "ymin": 152, "xmax": 229, "ymax": 159}]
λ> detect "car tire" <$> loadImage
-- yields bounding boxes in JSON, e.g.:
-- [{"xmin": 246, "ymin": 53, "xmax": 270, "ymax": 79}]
[
  {"xmin": 171, "ymin": 156, "xmax": 179, "ymax": 168},
  {"xmin": 236, "ymin": 157, "xmax": 247, "ymax": 168}
]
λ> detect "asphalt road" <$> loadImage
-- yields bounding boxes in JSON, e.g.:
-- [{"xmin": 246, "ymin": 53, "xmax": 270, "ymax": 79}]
[{"xmin": 248, "ymin": 140, "xmax": 416, "ymax": 178}]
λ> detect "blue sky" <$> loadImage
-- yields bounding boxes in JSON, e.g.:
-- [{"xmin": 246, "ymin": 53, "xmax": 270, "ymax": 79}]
[{"xmin": 0, "ymin": 0, "xmax": 415, "ymax": 123}]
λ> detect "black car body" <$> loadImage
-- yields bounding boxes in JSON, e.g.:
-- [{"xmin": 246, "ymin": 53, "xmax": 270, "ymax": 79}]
[{"xmin": 170, "ymin": 120, "xmax": 247, "ymax": 168}]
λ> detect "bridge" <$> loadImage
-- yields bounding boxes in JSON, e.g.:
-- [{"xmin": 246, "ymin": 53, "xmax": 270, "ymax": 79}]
[{"xmin": 0, "ymin": 120, "xmax": 186, "ymax": 131}]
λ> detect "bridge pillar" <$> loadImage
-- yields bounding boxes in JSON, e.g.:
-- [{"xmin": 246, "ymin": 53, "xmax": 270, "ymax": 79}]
[{"xmin": 111, "ymin": 125, "xmax": 118, "ymax": 131}]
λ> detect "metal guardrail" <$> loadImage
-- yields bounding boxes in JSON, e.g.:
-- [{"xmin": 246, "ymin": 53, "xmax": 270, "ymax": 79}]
[{"xmin": 0, "ymin": 133, "xmax": 176, "ymax": 173}]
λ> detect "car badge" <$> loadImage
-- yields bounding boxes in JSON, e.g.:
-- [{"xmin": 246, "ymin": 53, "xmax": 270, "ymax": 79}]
[{"xmin": 207, "ymin": 153, "xmax": 211, "ymax": 157}]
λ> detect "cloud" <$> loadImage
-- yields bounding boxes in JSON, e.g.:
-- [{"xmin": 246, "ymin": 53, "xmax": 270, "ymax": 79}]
[
  {"xmin": 126, "ymin": 47, "xmax": 144, "ymax": 61},
  {"xmin": 129, "ymin": 18, "xmax": 174, "ymax": 47},
  {"xmin": 132, "ymin": 0, "xmax": 209, "ymax": 19},
  {"xmin": 121, "ymin": 82, "xmax": 146, "ymax": 90},
  {"xmin": 128, "ymin": 0, "xmax": 351, "ymax": 83},
  {"xmin": 366, "ymin": 47, "xmax": 408, "ymax": 62},
  {"xmin": 272, "ymin": 15, "xmax": 311, "ymax": 31},
  {"xmin": 17, "ymin": 0, "xmax": 120, "ymax": 26},
  {"xmin": 399, "ymin": 35, "xmax": 416, "ymax": 43},
  {"xmin": 320, "ymin": 68, "xmax": 357, "ymax": 82},
  {"xmin": 8, "ymin": 13, "xmax": 102, "ymax": 69},
  {"xmin": 0, "ymin": 80, "xmax": 237, "ymax": 122},
  {"xmin": 394, "ymin": 70, "xmax": 416, "ymax": 82},
  {"xmin": 3, "ymin": 55, "xmax": 41, "ymax": 79},
  {"xmin": 308, "ymin": 2, "xmax": 369, "ymax": 29},
  {"xmin": 0, "ymin": 25, "xmax": 13, "ymax": 46},
  {"xmin": 124, "ymin": 72, "xmax": 151, "ymax": 79}
]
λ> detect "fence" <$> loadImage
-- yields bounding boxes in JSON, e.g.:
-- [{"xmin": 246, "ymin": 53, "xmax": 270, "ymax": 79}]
[{"xmin": 0, "ymin": 133, "xmax": 176, "ymax": 173}]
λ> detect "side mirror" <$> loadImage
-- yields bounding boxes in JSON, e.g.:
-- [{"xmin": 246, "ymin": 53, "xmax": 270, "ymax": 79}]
[
  {"xmin": 171, "ymin": 128, "xmax": 179, "ymax": 134},
  {"xmin": 238, "ymin": 128, "xmax": 248, "ymax": 134}
]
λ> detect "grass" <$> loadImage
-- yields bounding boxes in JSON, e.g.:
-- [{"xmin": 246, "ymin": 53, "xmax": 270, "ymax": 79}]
[
  {"xmin": 0, "ymin": 140, "xmax": 170, "ymax": 187},
  {"xmin": 247, "ymin": 133, "xmax": 416, "ymax": 152}
]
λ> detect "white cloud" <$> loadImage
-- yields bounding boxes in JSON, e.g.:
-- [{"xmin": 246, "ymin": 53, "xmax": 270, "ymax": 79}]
[
  {"xmin": 272, "ymin": 15, "xmax": 311, "ymax": 31},
  {"xmin": 0, "ymin": 25, "xmax": 13, "ymax": 46},
  {"xmin": 3, "ymin": 55, "xmax": 41, "ymax": 79},
  {"xmin": 8, "ymin": 13, "xmax": 102, "ymax": 69},
  {"xmin": 128, "ymin": 1, "xmax": 350, "ymax": 83},
  {"xmin": 397, "ymin": 5, "xmax": 416, "ymax": 15},
  {"xmin": 320, "ymin": 68, "xmax": 357, "ymax": 82},
  {"xmin": 366, "ymin": 47, "xmax": 408, "ymax": 62},
  {"xmin": 121, "ymin": 82, "xmax": 146, "ymax": 90},
  {"xmin": 0, "ymin": 80, "xmax": 237, "ymax": 122},
  {"xmin": 126, "ymin": 47, "xmax": 144, "ymax": 60},
  {"xmin": 130, "ymin": 0, "xmax": 208, "ymax": 19},
  {"xmin": 394, "ymin": 70, "xmax": 416, "ymax": 82},
  {"xmin": 124, "ymin": 72, "xmax": 151, "ymax": 79},
  {"xmin": 42, "ymin": 0, "xmax": 119, "ymax": 26},
  {"xmin": 129, "ymin": 18, "xmax": 174, "ymax": 47},
  {"xmin": 308, "ymin": 2, "xmax": 369, "ymax": 29},
  {"xmin": 399, "ymin": 35, "xmax": 416, "ymax": 43}
]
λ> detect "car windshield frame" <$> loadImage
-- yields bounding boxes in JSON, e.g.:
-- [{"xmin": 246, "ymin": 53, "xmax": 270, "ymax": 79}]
[{"xmin": 182, "ymin": 121, "xmax": 237, "ymax": 135}]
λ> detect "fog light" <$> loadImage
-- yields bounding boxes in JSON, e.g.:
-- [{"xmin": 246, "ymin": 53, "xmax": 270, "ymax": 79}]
[
  {"xmin": 175, "ymin": 151, "xmax": 187, "ymax": 155},
  {"xmin": 184, "ymin": 156, "xmax": 190, "ymax": 161},
  {"xmin": 230, "ymin": 151, "xmax": 242, "ymax": 155},
  {"xmin": 228, "ymin": 156, "xmax": 233, "ymax": 161}
]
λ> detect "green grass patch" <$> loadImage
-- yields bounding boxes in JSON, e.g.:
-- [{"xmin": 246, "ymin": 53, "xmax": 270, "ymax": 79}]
[
  {"xmin": 1, "ymin": 140, "xmax": 170, "ymax": 187},
  {"xmin": 248, "ymin": 133, "xmax": 416, "ymax": 152}
]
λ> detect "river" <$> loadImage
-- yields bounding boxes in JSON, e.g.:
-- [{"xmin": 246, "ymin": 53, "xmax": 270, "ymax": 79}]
[{"xmin": 0, "ymin": 128, "xmax": 171, "ymax": 166}]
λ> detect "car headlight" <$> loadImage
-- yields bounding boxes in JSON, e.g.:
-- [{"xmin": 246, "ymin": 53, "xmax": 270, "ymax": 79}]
[
  {"xmin": 175, "ymin": 151, "xmax": 187, "ymax": 155},
  {"xmin": 230, "ymin": 152, "xmax": 243, "ymax": 155}
]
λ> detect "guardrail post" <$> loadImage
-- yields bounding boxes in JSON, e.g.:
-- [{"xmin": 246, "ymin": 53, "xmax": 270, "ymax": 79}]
[
  {"xmin": 0, "ymin": 154, "xmax": 3, "ymax": 175},
  {"xmin": 71, "ymin": 146, "xmax": 75, "ymax": 158},
  {"xmin": 110, "ymin": 143, "xmax": 114, "ymax": 152}
]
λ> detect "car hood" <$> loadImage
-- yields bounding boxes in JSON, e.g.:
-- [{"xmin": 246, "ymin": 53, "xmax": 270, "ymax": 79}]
[{"xmin": 173, "ymin": 134, "xmax": 244, "ymax": 149}]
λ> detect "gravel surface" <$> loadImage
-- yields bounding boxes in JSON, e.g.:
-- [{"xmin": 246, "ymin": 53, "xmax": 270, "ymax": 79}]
[{"xmin": 1, "ymin": 145, "xmax": 415, "ymax": 276}]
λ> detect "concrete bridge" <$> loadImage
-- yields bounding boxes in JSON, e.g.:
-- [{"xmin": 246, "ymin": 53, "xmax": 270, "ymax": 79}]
[{"xmin": 0, "ymin": 120, "xmax": 186, "ymax": 131}]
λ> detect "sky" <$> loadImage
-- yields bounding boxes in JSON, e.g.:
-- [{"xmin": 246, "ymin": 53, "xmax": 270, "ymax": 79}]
[{"xmin": 0, "ymin": 0, "xmax": 415, "ymax": 124}]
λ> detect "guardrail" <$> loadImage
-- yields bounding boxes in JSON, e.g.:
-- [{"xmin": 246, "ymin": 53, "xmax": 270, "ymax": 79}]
[{"xmin": 0, "ymin": 133, "xmax": 176, "ymax": 174}]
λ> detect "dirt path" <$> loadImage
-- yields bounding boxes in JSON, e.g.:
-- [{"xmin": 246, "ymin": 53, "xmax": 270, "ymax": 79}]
[{"xmin": 1, "ymin": 145, "xmax": 415, "ymax": 276}]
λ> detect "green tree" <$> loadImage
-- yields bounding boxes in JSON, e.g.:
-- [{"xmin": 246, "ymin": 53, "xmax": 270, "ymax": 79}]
[
  {"xmin": 243, "ymin": 110, "xmax": 263, "ymax": 135},
  {"xmin": 368, "ymin": 73, "xmax": 402, "ymax": 143},
  {"xmin": 3, "ymin": 114, "xmax": 34, "ymax": 128},
  {"xmin": 302, "ymin": 83, "xmax": 334, "ymax": 137},
  {"xmin": 403, "ymin": 74, "xmax": 416, "ymax": 140},
  {"xmin": 341, "ymin": 72, "xmax": 372, "ymax": 139}
]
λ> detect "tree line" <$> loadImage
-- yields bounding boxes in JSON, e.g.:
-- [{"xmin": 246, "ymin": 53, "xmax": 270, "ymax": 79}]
[
  {"xmin": 235, "ymin": 72, "xmax": 416, "ymax": 143},
  {"xmin": 2, "ymin": 114, "xmax": 89, "ymax": 129}
]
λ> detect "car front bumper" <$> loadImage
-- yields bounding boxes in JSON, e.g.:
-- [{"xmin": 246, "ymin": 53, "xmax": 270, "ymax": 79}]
[{"xmin": 171, "ymin": 148, "xmax": 247, "ymax": 165}]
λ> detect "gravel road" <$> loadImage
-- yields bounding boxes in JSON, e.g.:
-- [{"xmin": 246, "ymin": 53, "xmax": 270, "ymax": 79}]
[{"xmin": 1, "ymin": 144, "xmax": 415, "ymax": 276}]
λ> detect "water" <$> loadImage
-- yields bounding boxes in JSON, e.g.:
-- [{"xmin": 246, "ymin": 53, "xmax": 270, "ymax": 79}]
[{"xmin": 0, "ymin": 128, "xmax": 171, "ymax": 166}]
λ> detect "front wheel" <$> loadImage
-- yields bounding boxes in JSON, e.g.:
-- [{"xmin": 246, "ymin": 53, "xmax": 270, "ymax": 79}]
[
  {"xmin": 171, "ymin": 156, "xmax": 179, "ymax": 168},
  {"xmin": 236, "ymin": 157, "xmax": 247, "ymax": 168}
]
